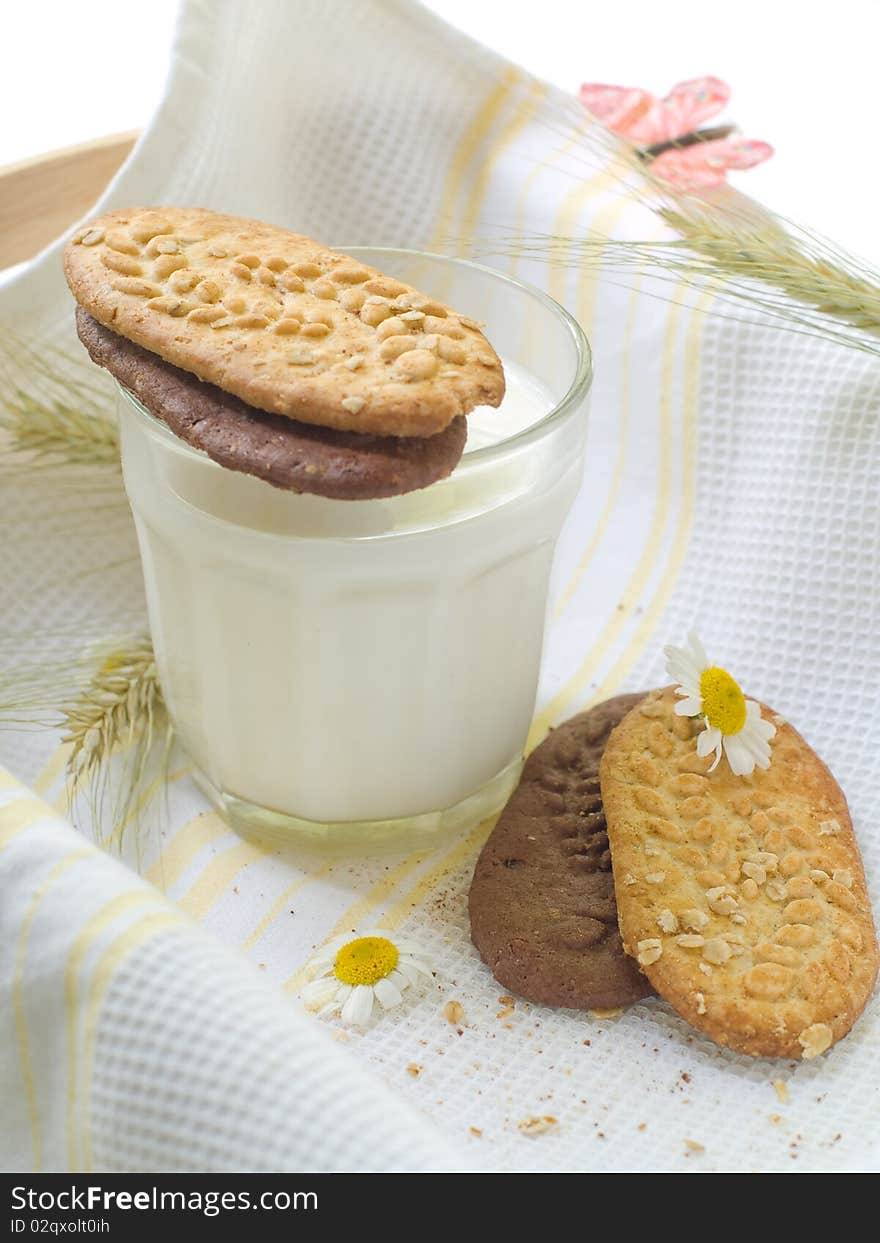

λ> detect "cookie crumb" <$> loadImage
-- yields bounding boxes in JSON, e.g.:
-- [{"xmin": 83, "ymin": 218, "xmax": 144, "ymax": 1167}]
[
  {"xmin": 469, "ymin": 1126, "xmax": 482, "ymax": 1138},
  {"xmin": 683, "ymin": 1138, "xmax": 705, "ymax": 1155},
  {"xmin": 406, "ymin": 1063, "xmax": 423, "ymax": 1078},
  {"xmin": 497, "ymin": 995, "xmax": 516, "ymax": 1019},
  {"xmin": 637, "ymin": 1122, "xmax": 647, "ymax": 1131},
  {"xmin": 443, "ymin": 999, "xmax": 465, "ymax": 1025},
  {"xmin": 518, "ymin": 1116, "xmax": 558, "ymax": 1137},
  {"xmin": 798, "ymin": 1023, "xmax": 833, "ymax": 1059},
  {"xmin": 772, "ymin": 1079, "xmax": 788, "ymax": 1104}
]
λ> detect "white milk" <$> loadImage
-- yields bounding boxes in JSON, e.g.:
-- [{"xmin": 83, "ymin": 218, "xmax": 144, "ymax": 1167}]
[
  {"xmin": 122, "ymin": 363, "xmax": 584, "ymax": 830},
  {"xmin": 117, "ymin": 248, "xmax": 592, "ymax": 842}
]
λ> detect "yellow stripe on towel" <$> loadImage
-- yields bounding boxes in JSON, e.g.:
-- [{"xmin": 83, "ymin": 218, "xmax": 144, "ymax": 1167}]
[
  {"xmin": 456, "ymin": 80, "xmax": 549, "ymax": 252},
  {"xmin": 65, "ymin": 890, "xmax": 163, "ymax": 1170},
  {"xmin": 585, "ymin": 287, "xmax": 712, "ymax": 701},
  {"xmin": 0, "ymin": 796, "xmax": 53, "ymax": 849},
  {"xmin": 526, "ymin": 297, "xmax": 682, "ymax": 748},
  {"xmin": 242, "ymin": 862, "xmax": 335, "ymax": 953},
  {"xmin": 14, "ymin": 850, "xmax": 90, "ymax": 1171},
  {"xmin": 431, "ymin": 65, "xmax": 524, "ymax": 248},
  {"xmin": 143, "ymin": 810, "xmax": 231, "ymax": 892},
  {"xmin": 176, "ymin": 837, "xmax": 270, "ymax": 922},
  {"xmin": 78, "ymin": 910, "xmax": 185, "ymax": 1171},
  {"xmin": 379, "ymin": 813, "xmax": 497, "ymax": 934}
]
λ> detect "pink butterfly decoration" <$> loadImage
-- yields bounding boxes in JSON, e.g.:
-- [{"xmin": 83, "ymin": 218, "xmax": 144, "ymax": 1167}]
[{"xmin": 579, "ymin": 76, "xmax": 773, "ymax": 190}]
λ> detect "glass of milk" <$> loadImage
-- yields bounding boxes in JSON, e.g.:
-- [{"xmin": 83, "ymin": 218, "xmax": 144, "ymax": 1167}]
[{"xmin": 117, "ymin": 250, "xmax": 592, "ymax": 849}]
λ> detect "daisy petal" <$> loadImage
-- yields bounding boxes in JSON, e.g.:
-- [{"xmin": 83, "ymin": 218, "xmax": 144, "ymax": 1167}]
[
  {"xmin": 674, "ymin": 696, "xmax": 703, "ymax": 717},
  {"xmin": 745, "ymin": 700, "xmax": 776, "ymax": 741},
  {"xmin": 741, "ymin": 716, "xmax": 769, "ymax": 749},
  {"xmin": 687, "ymin": 631, "xmax": 709, "ymax": 668},
  {"xmin": 392, "ymin": 938, "xmax": 429, "ymax": 956},
  {"xmin": 300, "ymin": 976, "xmax": 338, "ymax": 1010},
  {"xmin": 741, "ymin": 730, "xmax": 772, "ymax": 769},
  {"xmin": 389, "ymin": 961, "xmax": 417, "ymax": 987},
  {"xmin": 723, "ymin": 734, "xmax": 754, "ymax": 776},
  {"xmin": 696, "ymin": 725, "xmax": 721, "ymax": 757},
  {"xmin": 405, "ymin": 958, "xmax": 435, "ymax": 979},
  {"xmin": 311, "ymin": 933, "xmax": 351, "ymax": 966},
  {"xmin": 373, "ymin": 977, "xmax": 404, "ymax": 1009},
  {"xmin": 341, "ymin": 985, "xmax": 374, "ymax": 1027},
  {"xmin": 679, "ymin": 650, "xmax": 703, "ymax": 680},
  {"xmin": 308, "ymin": 950, "xmax": 337, "ymax": 973},
  {"xmin": 666, "ymin": 651, "xmax": 702, "ymax": 687},
  {"xmin": 317, "ymin": 983, "xmax": 350, "ymax": 1018},
  {"xmin": 388, "ymin": 968, "xmax": 413, "ymax": 993}
]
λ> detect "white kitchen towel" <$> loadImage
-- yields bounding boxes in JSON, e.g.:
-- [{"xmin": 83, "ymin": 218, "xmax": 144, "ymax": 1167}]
[
  {"xmin": 1, "ymin": 0, "xmax": 878, "ymax": 1172},
  {"xmin": 0, "ymin": 772, "xmax": 463, "ymax": 1172}
]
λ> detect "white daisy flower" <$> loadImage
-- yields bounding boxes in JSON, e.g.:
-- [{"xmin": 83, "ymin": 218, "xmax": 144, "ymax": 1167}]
[
  {"xmin": 664, "ymin": 631, "xmax": 776, "ymax": 777},
  {"xmin": 300, "ymin": 929, "xmax": 433, "ymax": 1027}
]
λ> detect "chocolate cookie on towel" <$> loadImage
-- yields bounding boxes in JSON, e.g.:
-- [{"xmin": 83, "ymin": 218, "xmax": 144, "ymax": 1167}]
[{"xmin": 469, "ymin": 694, "xmax": 653, "ymax": 1011}]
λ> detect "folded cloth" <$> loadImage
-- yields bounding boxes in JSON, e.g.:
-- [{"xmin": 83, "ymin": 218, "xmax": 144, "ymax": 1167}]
[
  {"xmin": 0, "ymin": 770, "xmax": 464, "ymax": 1172},
  {"xmin": 1, "ymin": 0, "xmax": 878, "ymax": 1172}
]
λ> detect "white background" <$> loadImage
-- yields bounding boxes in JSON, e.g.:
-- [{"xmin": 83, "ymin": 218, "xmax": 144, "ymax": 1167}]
[{"xmin": 2, "ymin": 0, "xmax": 878, "ymax": 262}]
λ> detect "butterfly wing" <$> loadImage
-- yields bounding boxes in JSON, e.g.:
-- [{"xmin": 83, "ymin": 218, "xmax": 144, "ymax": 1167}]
[
  {"xmin": 578, "ymin": 84, "xmax": 662, "ymax": 143},
  {"xmin": 651, "ymin": 136, "xmax": 774, "ymax": 189},
  {"xmin": 581, "ymin": 76, "xmax": 730, "ymax": 145},
  {"xmin": 659, "ymin": 77, "xmax": 731, "ymax": 143}
]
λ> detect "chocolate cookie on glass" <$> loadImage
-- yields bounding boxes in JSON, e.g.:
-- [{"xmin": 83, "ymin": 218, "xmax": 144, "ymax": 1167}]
[
  {"xmin": 75, "ymin": 309, "xmax": 468, "ymax": 501},
  {"xmin": 64, "ymin": 206, "xmax": 505, "ymax": 499}
]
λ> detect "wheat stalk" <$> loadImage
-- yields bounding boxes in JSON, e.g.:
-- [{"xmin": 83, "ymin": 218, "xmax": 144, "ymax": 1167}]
[
  {"xmin": 64, "ymin": 637, "xmax": 171, "ymax": 851},
  {"xmin": 462, "ymin": 83, "xmax": 880, "ymax": 356},
  {"xmin": 57, "ymin": 636, "xmax": 171, "ymax": 851},
  {"xmin": 59, "ymin": 636, "xmax": 162, "ymax": 776},
  {"xmin": 0, "ymin": 331, "xmax": 119, "ymax": 466},
  {"xmin": 0, "ymin": 634, "xmax": 170, "ymax": 850},
  {"xmin": 481, "ymin": 195, "xmax": 880, "ymax": 358},
  {"xmin": 659, "ymin": 203, "xmax": 880, "ymax": 336},
  {"xmin": 0, "ymin": 327, "xmax": 153, "ymax": 846}
]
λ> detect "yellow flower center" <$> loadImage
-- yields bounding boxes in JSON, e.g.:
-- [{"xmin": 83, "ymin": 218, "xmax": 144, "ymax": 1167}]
[
  {"xmin": 699, "ymin": 666, "xmax": 746, "ymax": 735},
  {"xmin": 333, "ymin": 936, "xmax": 399, "ymax": 987}
]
